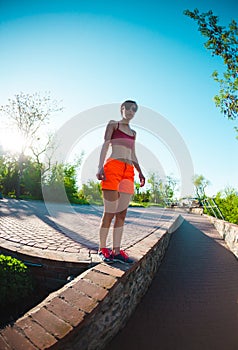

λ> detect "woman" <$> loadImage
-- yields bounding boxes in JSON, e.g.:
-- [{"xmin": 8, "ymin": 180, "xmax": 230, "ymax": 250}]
[{"xmin": 96, "ymin": 100, "xmax": 145, "ymax": 263}]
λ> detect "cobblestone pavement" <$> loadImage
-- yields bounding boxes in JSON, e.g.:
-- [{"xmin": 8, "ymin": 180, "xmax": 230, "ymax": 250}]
[
  {"xmin": 0, "ymin": 199, "xmax": 178, "ymax": 260},
  {"xmin": 104, "ymin": 212, "xmax": 238, "ymax": 350}
]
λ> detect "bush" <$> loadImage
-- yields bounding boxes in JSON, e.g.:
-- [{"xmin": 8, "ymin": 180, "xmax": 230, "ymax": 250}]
[
  {"xmin": 0, "ymin": 255, "xmax": 33, "ymax": 306},
  {"xmin": 80, "ymin": 180, "xmax": 103, "ymax": 204},
  {"xmin": 214, "ymin": 188, "xmax": 238, "ymax": 225}
]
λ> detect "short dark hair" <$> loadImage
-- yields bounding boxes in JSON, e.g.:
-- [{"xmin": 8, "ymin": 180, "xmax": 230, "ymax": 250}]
[{"xmin": 120, "ymin": 100, "xmax": 138, "ymax": 112}]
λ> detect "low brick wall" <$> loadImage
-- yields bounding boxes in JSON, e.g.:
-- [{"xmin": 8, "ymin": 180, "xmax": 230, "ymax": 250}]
[
  {"xmin": 0, "ymin": 214, "xmax": 184, "ymax": 350},
  {"xmin": 0, "ymin": 246, "xmax": 90, "ymax": 292},
  {"xmin": 204, "ymin": 215, "xmax": 238, "ymax": 258}
]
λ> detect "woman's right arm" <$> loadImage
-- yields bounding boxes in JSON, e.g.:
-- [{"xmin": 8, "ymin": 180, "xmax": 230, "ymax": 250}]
[{"xmin": 96, "ymin": 121, "xmax": 115, "ymax": 180}]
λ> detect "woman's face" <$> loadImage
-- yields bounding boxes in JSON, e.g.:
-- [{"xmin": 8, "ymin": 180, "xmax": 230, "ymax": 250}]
[{"xmin": 121, "ymin": 103, "xmax": 137, "ymax": 121}]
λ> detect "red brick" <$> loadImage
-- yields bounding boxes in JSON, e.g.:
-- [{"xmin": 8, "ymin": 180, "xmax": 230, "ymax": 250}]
[
  {"xmin": 46, "ymin": 297, "xmax": 85, "ymax": 327},
  {"xmin": 17, "ymin": 317, "xmax": 57, "ymax": 349},
  {"xmin": 84, "ymin": 270, "xmax": 117, "ymax": 289},
  {"xmin": 31, "ymin": 307, "xmax": 73, "ymax": 339},
  {"xmin": 2, "ymin": 325, "xmax": 37, "ymax": 350},
  {"xmin": 93, "ymin": 263, "xmax": 125, "ymax": 277},
  {"xmin": 0, "ymin": 335, "xmax": 11, "ymax": 350},
  {"xmin": 74, "ymin": 278, "xmax": 108, "ymax": 301},
  {"xmin": 61, "ymin": 287, "xmax": 98, "ymax": 313}
]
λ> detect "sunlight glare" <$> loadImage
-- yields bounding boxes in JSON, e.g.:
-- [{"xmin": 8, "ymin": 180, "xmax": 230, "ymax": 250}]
[{"xmin": 0, "ymin": 129, "xmax": 26, "ymax": 154}]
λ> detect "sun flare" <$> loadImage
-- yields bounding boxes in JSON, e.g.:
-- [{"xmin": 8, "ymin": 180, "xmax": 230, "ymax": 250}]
[{"xmin": 0, "ymin": 129, "xmax": 26, "ymax": 154}]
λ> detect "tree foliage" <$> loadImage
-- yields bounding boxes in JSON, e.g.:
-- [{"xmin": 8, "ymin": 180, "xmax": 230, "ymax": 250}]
[
  {"xmin": 134, "ymin": 172, "xmax": 177, "ymax": 205},
  {"xmin": 0, "ymin": 154, "xmax": 42, "ymax": 199},
  {"xmin": 192, "ymin": 174, "xmax": 210, "ymax": 200},
  {"xmin": 184, "ymin": 8, "xmax": 238, "ymax": 128},
  {"xmin": 0, "ymin": 254, "xmax": 33, "ymax": 307},
  {"xmin": 0, "ymin": 154, "xmax": 18, "ymax": 196},
  {"xmin": 0, "ymin": 154, "xmax": 84, "ymax": 203},
  {"xmin": 0, "ymin": 92, "xmax": 63, "ymax": 198},
  {"xmin": 41, "ymin": 159, "xmax": 87, "ymax": 203},
  {"xmin": 80, "ymin": 180, "xmax": 102, "ymax": 204},
  {"xmin": 0, "ymin": 92, "xmax": 62, "ymax": 154},
  {"xmin": 214, "ymin": 187, "xmax": 238, "ymax": 224}
]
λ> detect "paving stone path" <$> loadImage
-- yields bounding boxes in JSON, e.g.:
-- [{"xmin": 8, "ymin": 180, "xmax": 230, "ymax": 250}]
[{"xmin": 0, "ymin": 199, "xmax": 178, "ymax": 261}]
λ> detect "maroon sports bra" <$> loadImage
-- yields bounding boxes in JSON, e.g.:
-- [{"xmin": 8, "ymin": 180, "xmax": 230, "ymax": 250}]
[{"xmin": 111, "ymin": 123, "xmax": 135, "ymax": 149}]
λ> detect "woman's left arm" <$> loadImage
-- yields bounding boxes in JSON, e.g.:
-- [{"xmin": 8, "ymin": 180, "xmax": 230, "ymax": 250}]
[{"xmin": 131, "ymin": 132, "xmax": 145, "ymax": 187}]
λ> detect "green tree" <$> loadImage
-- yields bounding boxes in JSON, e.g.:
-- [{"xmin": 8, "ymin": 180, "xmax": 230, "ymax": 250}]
[
  {"xmin": 132, "ymin": 189, "xmax": 150, "ymax": 204},
  {"xmin": 0, "ymin": 154, "xmax": 19, "ymax": 196},
  {"xmin": 0, "ymin": 154, "xmax": 44, "ymax": 199},
  {"xmin": 214, "ymin": 187, "xmax": 238, "ymax": 224},
  {"xmin": 162, "ymin": 175, "xmax": 177, "ymax": 204},
  {"xmin": 184, "ymin": 9, "xmax": 238, "ymax": 132},
  {"xmin": 193, "ymin": 174, "xmax": 210, "ymax": 201},
  {"xmin": 147, "ymin": 172, "xmax": 177, "ymax": 205},
  {"xmin": 41, "ymin": 156, "xmax": 85, "ymax": 203},
  {"xmin": 42, "ymin": 162, "xmax": 74, "ymax": 202},
  {"xmin": 81, "ymin": 180, "xmax": 102, "ymax": 204},
  {"xmin": 0, "ymin": 153, "xmax": 84, "ymax": 202},
  {"xmin": 147, "ymin": 172, "xmax": 162, "ymax": 204},
  {"xmin": 63, "ymin": 164, "xmax": 79, "ymax": 202},
  {"xmin": 0, "ymin": 92, "xmax": 62, "ymax": 198},
  {"xmin": 21, "ymin": 158, "xmax": 43, "ymax": 199}
]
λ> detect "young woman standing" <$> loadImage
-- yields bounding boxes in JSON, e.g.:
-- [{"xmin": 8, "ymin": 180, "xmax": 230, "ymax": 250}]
[{"xmin": 96, "ymin": 100, "xmax": 145, "ymax": 263}]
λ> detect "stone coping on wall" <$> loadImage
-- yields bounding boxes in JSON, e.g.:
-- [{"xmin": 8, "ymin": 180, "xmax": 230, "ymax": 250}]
[
  {"xmin": 204, "ymin": 214, "xmax": 238, "ymax": 258},
  {"xmin": 0, "ymin": 238, "xmax": 93, "ymax": 293},
  {"xmin": 0, "ymin": 214, "xmax": 184, "ymax": 350},
  {"xmin": 0, "ymin": 236, "xmax": 92, "ymax": 264}
]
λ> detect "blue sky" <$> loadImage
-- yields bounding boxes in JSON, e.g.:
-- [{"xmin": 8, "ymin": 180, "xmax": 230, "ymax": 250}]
[{"xmin": 0, "ymin": 0, "xmax": 237, "ymax": 197}]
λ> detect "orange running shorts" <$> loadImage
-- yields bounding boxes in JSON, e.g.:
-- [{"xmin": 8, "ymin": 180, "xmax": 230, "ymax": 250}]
[{"xmin": 101, "ymin": 158, "xmax": 135, "ymax": 194}]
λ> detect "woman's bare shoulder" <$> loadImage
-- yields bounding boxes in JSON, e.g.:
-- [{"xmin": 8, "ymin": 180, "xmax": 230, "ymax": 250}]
[
  {"xmin": 104, "ymin": 120, "xmax": 117, "ymax": 140},
  {"xmin": 106, "ymin": 120, "xmax": 118, "ymax": 130},
  {"xmin": 108, "ymin": 119, "xmax": 118, "ymax": 126}
]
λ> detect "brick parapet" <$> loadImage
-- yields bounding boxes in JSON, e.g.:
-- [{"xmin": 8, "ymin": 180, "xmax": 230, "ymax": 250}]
[
  {"xmin": 0, "ymin": 245, "xmax": 90, "ymax": 292},
  {"xmin": 0, "ymin": 214, "xmax": 184, "ymax": 350}
]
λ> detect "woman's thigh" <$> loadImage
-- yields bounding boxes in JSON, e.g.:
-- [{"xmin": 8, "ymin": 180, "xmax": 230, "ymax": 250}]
[
  {"xmin": 102, "ymin": 190, "xmax": 131, "ymax": 214},
  {"xmin": 116, "ymin": 192, "xmax": 131, "ymax": 213},
  {"xmin": 102, "ymin": 190, "xmax": 119, "ymax": 214}
]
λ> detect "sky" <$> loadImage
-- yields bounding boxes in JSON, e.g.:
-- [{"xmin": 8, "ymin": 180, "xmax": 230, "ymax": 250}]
[{"xmin": 0, "ymin": 0, "xmax": 237, "ymax": 198}]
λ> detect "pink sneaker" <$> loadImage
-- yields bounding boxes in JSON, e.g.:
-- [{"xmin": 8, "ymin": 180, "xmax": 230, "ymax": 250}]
[
  {"xmin": 113, "ymin": 250, "xmax": 134, "ymax": 264},
  {"xmin": 98, "ymin": 248, "xmax": 113, "ymax": 263}
]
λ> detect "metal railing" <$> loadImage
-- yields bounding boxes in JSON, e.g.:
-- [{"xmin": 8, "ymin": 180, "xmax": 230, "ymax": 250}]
[{"xmin": 202, "ymin": 197, "xmax": 224, "ymax": 220}]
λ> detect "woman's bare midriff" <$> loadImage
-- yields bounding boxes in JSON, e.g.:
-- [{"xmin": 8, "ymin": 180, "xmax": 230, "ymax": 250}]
[{"xmin": 109, "ymin": 144, "xmax": 134, "ymax": 164}]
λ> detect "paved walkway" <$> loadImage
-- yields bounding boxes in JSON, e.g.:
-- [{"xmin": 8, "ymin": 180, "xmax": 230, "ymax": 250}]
[
  {"xmin": 104, "ymin": 212, "xmax": 238, "ymax": 350},
  {"xmin": 0, "ymin": 199, "xmax": 178, "ymax": 261}
]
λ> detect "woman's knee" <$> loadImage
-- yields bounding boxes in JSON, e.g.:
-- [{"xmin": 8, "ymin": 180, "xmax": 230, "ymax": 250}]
[
  {"xmin": 101, "ymin": 212, "xmax": 115, "ymax": 227},
  {"xmin": 115, "ymin": 209, "xmax": 127, "ymax": 223}
]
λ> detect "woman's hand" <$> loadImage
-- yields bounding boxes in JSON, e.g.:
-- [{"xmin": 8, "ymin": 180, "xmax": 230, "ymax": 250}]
[
  {"xmin": 96, "ymin": 168, "xmax": 106, "ymax": 181},
  {"xmin": 139, "ymin": 172, "xmax": 145, "ymax": 187}
]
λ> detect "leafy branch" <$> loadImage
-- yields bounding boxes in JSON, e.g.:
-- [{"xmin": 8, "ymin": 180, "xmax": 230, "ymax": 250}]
[{"xmin": 184, "ymin": 8, "xmax": 238, "ymax": 124}]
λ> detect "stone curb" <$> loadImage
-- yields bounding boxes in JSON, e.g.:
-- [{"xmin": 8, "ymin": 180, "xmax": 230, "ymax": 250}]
[{"xmin": 204, "ymin": 214, "xmax": 238, "ymax": 258}]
